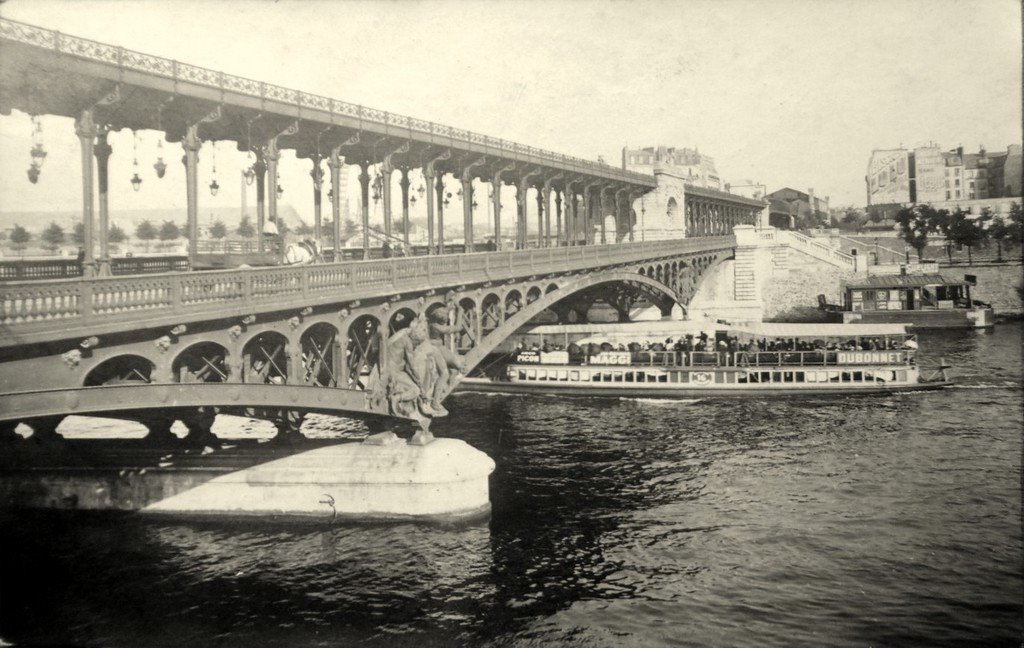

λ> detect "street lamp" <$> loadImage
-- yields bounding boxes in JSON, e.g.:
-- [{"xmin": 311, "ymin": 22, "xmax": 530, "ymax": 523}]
[
  {"xmin": 153, "ymin": 139, "xmax": 167, "ymax": 179},
  {"xmin": 243, "ymin": 165, "xmax": 256, "ymax": 185}
]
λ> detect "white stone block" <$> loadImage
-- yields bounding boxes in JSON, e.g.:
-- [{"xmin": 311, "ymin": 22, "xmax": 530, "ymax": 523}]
[{"xmin": 142, "ymin": 439, "xmax": 495, "ymax": 522}]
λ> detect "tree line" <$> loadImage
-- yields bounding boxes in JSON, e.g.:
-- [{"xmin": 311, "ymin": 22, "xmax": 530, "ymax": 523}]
[{"xmin": 895, "ymin": 203, "xmax": 1022, "ymax": 264}]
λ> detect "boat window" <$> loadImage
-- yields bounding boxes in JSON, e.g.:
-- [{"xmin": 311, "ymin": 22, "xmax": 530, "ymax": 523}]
[
  {"xmin": 518, "ymin": 370, "xmax": 527, "ymax": 380},
  {"xmin": 716, "ymin": 372, "xmax": 727, "ymax": 384},
  {"xmin": 677, "ymin": 371, "xmax": 688, "ymax": 383},
  {"xmin": 538, "ymin": 369, "xmax": 547, "ymax": 380},
  {"xmin": 897, "ymin": 371, "xmax": 907, "ymax": 382},
  {"xmin": 760, "ymin": 371, "xmax": 771, "ymax": 383},
  {"xmin": 783, "ymin": 371, "xmax": 794, "ymax": 383},
  {"xmin": 853, "ymin": 371, "xmax": 863, "ymax": 381},
  {"xmin": 507, "ymin": 366, "xmax": 517, "ymax": 379},
  {"xmin": 841, "ymin": 372, "xmax": 852, "ymax": 382},
  {"xmin": 772, "ymin": 371, "xmax": 782, "ymax": 383},
  {"xmin": 636, "ymin": 371, "xmax": 646, "ymax": 382},
  {"xmin": 795, "ymin": 372, "xmax": 805, "ymax": 382},
  {"xmin": 570, "ymin": 370, "xmax": 580, "ymax": 381},
  {"xmin": 527, "ymin": 369, "xmax": 537, "ymax": 379},
  {"xmin": 603, "ymin": 372, "xmax": 614, "ymax": 382},
  {"xmin": 658, "ymin": 374, "xmax": 668, "ymax": 383},
  {"xmin": 738, "ymin": 372, "xmax": 749, "ymax": 384},
  {"xmin": 828, "ymin": 371, "xmax": 840, "ymax": 382},
  {"xmin": 613, "ymin": 371, "xmax": 623, "ymax": 382},
  {"xmin": 805, "ymin": 371, "xmax": 817, "ymax": 383}
]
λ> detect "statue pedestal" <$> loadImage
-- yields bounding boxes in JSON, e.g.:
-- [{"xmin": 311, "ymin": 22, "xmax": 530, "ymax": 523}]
[{"xmin": 142, "ymin": 438, "xmax": 495, "ymax": 522}]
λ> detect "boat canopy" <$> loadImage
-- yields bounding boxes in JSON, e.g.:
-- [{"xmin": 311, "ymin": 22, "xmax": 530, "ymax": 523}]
[
  {"xmin": 524, "ymin": 320, "xmax": 911, "ymax": 344},
  {"xmin": 843, "ymin": 274, "xmax": 965, "ymax": 290}
]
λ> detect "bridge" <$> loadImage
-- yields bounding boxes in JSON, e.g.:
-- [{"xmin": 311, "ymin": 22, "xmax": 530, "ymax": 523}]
[{"xmin": 0, "ymin": 18, "xmax": 757, "ymax": 445}]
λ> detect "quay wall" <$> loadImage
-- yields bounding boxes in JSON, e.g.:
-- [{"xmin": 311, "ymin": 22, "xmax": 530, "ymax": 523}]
[
  {"xmin": 761, "ymin": 249, "xmax": 857, "ymax": 322},
  {"xmin": 939, "ymin": 262, "xmax": 1023, "ymax": 316}
]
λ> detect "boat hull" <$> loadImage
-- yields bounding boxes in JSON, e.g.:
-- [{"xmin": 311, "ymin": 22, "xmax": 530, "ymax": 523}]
[
  {"xmin": 454, "ymin": 377, "xmax": 952, "ymax": 398},
  {"xmin": 842, "ymin": 308, "xmax": 994, "ymax": 329}
]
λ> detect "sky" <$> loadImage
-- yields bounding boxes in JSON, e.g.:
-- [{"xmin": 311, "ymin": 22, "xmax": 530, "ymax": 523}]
[{"xmin": 0, "ymin": 0, "xmax": 1020, "ymax": 228}]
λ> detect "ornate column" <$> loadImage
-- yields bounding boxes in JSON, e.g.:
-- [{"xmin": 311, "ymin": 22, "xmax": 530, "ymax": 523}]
[
  {"xmin": 541, "ymin": 174, "xmax": 562, "ymax": 248},
  {"xmin": 359, "ymin": 161, "xmax": 371, "ymax": 260},
  {"xmin": 554, "ymin": 190, "xmax": 563, "ymax": 246},
  {"xmin": 424, "ymin": 150, "xmax": 451, "ymax": 255},
  {"xmin": 436, "ymin": 173, "xmax": 446, "ymax": 253},
  {"xmin": 490, "ymin": 161, "xmax": 515, "ymax": 251},
  {"xmin": 254, "ymin": 149, "xmax": 267, "ymax": 252},
  {"xmin": 310, "ymin": 154, "xmax": 324, "ymax": 244},
  {"xmin": 381, "ymin": 142, "xmax": 410, "ymax": 241},
  {"xmin": 327, "ymin": 148, "xmax": 342, "ymax": 260},
  {"xmin": 600, "ymin": 187, "xmax": 610, "ymax": 244},
  {"xmin": 536, "ymin": 188, "xmax": 546, "ymax": 248},
  {"xmin": 461, "ymin": 157, "xmax": 486, "ymax": 253},
  {"xmin": 75, "ymin": 110, "xmax": 97, "ymax": 277},
  {"xmin": 399, "ymin": 168, "xmax": 411, "ymax": 248},
  {"xmin": 517, "ymin": 168, "xmax": 542, "ymax": 249},
  {"xmin": 564, "ymin": 180, "xmax": 576, "ymax": 246},
  {"xmin": 582, "ymin": 181, "xmax": 601, "ymax": 245},
  {"xmin": 182, "ymin": 124, "xmax": 201, "ymax": 270},
  {"xmin": 571, "ymin": 191, "xmax": 580, "ymax": 245},
  {"xmin": 94, "ymin": 128, "xmax": 112, "ymax": 276},
  {"xmin": 265, "ymin": 140, "xmax": 280, "ymax": 241}
]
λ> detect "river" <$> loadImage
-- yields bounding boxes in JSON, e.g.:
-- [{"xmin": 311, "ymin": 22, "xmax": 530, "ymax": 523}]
[{"xmin": 1, "ymin": 323, "xmax": 1021, "ymax": 647}]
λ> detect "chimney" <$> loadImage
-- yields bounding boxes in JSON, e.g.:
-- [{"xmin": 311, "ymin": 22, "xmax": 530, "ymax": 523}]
[{"xmin": 957, "ymin": 145, "xmax": 963, "ymax": 158}]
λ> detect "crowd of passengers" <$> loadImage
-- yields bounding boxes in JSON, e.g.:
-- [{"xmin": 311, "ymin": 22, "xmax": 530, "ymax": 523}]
[{"xmin": 513, "ymin": 333, "xmax": 914, "ymax": 365}]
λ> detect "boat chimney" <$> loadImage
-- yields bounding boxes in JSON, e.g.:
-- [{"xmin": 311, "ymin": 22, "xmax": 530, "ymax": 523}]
[{"xmin": 900, "ymin": 264, "xmax": 907, "ymax": 276}]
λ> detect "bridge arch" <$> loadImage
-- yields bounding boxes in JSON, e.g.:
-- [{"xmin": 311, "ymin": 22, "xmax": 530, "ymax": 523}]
[
  {"xmin": 504, "ymin": 290, "xmax": 523, "ymax": 321},
  {"xmin": 300, "ymin": 322, "xmax": 341, "ymax": 387},
  {"xmin": 525, "ymin": 286, "xmax": 542, "ymax": 304},
  {"xmin": 388, "ymin": 307, "xmax": 419, "ymax": 335},
  {"xmin": 84, "ymin": 354, "xmax": 155, "ymax": 386},
  {"xmin": 172, "ymin": 341, "xmax": 230, "ymax": 383},
  {"xmin": 480, "ymin": 293, "xmax": 503, "ymax": 336},
  {"xmin": 456, "ymin": 271, "xmax": 681, "ymax": 380},
  {"xmin": 344, "ymin": 314, "xmax": 380, "ymax": 391},
  {"xmin": 242, "ymin": 331, "xmax": 289, "ymax": 384}
]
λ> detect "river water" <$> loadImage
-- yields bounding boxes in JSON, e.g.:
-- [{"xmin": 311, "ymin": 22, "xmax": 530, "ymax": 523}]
[{"xmin": 1, "ymin": 324, "xmax": 1021, "ymax": 647}]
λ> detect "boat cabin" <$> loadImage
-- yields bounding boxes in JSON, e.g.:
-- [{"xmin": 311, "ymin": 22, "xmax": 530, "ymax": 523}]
[{"xmin": 838, "ymin": 273, "xmax": 993, "ymax": 328}]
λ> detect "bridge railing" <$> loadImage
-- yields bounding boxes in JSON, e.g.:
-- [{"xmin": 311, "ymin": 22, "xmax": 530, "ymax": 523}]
[
  {"xmin": 0, "ymin": 16, "xmax": 653, "ymax": 186},
  {"xmin": 0, "ymin": 256, "xmax": 190, "ymax": 280},
  {"xmin": 0, "ymin": 237, "xmax": 735, "ymax": 340}
]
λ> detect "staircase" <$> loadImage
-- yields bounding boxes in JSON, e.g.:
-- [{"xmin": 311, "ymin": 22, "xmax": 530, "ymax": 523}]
[{"xmin": 778, "ymin": 230, "xmax": 856, "ymax": 271}]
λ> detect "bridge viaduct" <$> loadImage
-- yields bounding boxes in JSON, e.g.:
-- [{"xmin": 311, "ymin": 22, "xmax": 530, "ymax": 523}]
[{"xmin": 0, "ymin": 18, "xmax": 758, "ymax": 444}]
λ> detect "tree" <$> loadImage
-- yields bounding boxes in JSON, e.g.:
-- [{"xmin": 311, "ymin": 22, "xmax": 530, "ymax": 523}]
[
  {"xmin": 895, "ymin": 205, "xmax": 944, "ymax": 261},
  {"xmin": 986, "ymin": 213, "xmax": 1011, "ymax": 262},
  {"xmin": 135, "ymin": 220, "xmax": 158, "ymax": 252},
  {"xmin": 276, "ymin": 219, "xmax": 290, "ymax": 236},
  {"xmin": 9, "ymin": 224, "xmax": 31, "ymax": 251},
  {"xmin": 108, "ymin": 223, "xmax": 127, "ymax": 245},
  {"xmin": 294, "ymin": 219, "xmax": 314, "ymax": 236},
  {"xmin": 343, "ymin": 218, "xmax": 359, "ymax": 239},
  {"xmin": 1008, "ymin": 203, "xmax": 1023, "ymax": 252},
  {"xmin": 158, "ymin": 220, "xmax": 181, "ymax": 241},
  {"xmin": 236, "ymin": 216, "xmax": 255, "ymax": 239},
  {"xmin": 838, "ymin": 207, "xmax": 867, "ymax": 232},
  {"xmin": 946, "ymin": 209, "xmax": 986, "ymax": 265},
  {"xmin": 72, "ymin": 222, "xmax": 85, "ymax": 246},
  {"xmin": 209, "ymin": 220, "xmax": 227, "ymax": 239},
  {"xmin": 41, "ymin": 222, "xmax": 65, "ymax": 251}
]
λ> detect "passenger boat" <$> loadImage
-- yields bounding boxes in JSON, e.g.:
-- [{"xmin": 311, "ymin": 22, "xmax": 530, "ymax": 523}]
[
  {"xmin": 456, "ymin": 321, "xmax": 951, "ymax": 397},
  {"xmin": 834, "ymin": 272, "xmax": 994, "ymax": 329}
]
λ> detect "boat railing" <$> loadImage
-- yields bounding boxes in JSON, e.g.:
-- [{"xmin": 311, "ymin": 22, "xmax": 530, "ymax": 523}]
[{"xmin": 568, "ymin": 349, "xmax": 915, "ymax": 368}]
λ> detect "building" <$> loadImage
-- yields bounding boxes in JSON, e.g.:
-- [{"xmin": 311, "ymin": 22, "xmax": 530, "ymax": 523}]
[
  {"xmin": 765, "ymin": 188, "xmax": 831, "ymax": 229},
  {"xmin": 622, "ymin": 145, "xmax": 722, "ymax": 190},
  {"xmin": 866, "ymin": 143, "xmax": 1022, "ymax": 208}
]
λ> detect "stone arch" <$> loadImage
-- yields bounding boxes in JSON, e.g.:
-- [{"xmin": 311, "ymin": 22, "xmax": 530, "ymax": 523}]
[
  {"xmin": 545, "ymin": 282, "xmax": 559, "ymax": 294},
  {"xmin": 504, "ymin": 290, "xmax": 523, "ymax": 320},
  {"xmin": 300, "ymin": 322, "xmax": 341, "ymax": 387},
  {"xmin": 84, "ymin": 354, "xmax": 154, "ymax": 386},
  {"xmin": 344, "ymin": 314, "xmax": 380, "ymax": 391},
  {"xmin": 388, "ymin": 307, "xmax": 418, "ymax": 335},
  {"xmin": 525, "ymin": 286, "xmax": 542, "ymax": 304},
  {"xmin": 242, "ymin": 331, "xmax": 289, "ymax": 384},
  {"xmin": 638, "ymin": 266, "xmax": 646, "ymax": 276},
  {"xmin": 172, "ymin": 341, "xmax": 230, "ymax": 383}
]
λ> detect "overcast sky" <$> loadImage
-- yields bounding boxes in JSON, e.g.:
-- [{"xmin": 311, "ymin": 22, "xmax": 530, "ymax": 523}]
[{"xmin": 0, "ymin": 0, "xmax": 1020, "ymax": 222}]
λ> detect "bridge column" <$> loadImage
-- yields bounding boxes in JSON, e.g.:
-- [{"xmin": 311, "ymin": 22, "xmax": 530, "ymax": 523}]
[
  {"xmin": 381, "ymin": 142, "xmax": 410, "ymax": 243},
  {"xmin": 254, "ymin": 149, "xmax": 267, "ymax": 253},
  {"xmin": 461, "ymin": 157, "xmax": 486, "ymax": 253},
  {"xmin": 436, "ymin": 174, "xmax": 446, "ymax": 252},
  {"xmin": 536, "ymin": 188, "xmax": 546, "ymax": 248},
  {"xmin": 75, "ymin": 110, "xmax": 98, "ymax": 277},
  {"xmin": 94, "ymin": 129, "xmax": 112, "ymax": 276},
  {"xmin": 328, "ymin": 148, "xmax": 342, "ymax": 259},
  {"xmin": 265, "ymin": 139, "xmax": 281, "ymax": 248},
  {"xmin": 490, "ymin": 161, "xmax": 515, "ymax": 251},
  {"xmin": 400, "ymin": 168, "xmax": 411, "ymax": 249},
  {"xmin": 570, "ymin": 189, "xmax": 580, "ymax": 246},
  {"xmin": 310, "ymin": 154, "xmax": 324, "ymax": 245},
  {"xmin": 182, "ymin": 124, "xmax": 201, "ymax": 270},
  {"xmin": 424, "ymin": 150, "xmax": 451, "ymax": 254},
  {"xmin": 359, "ymin": 162, "xmax": 371, "ymax": 260},
  {"xmin": 554, "ymin": 190, "xmax": 563, "ymax": 246}
]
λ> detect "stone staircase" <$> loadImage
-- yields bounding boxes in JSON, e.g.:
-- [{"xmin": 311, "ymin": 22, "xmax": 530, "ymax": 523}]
[{"xmin": 777, "ymin": 230, "xmax": 857, "ymax": 270}]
